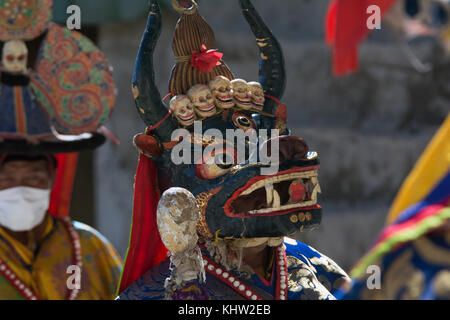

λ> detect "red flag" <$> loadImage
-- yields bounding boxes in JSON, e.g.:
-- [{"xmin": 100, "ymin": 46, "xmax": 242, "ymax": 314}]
[{"xmin": 325, "ymin": 0, "xmax": 398, "ymax": 76}]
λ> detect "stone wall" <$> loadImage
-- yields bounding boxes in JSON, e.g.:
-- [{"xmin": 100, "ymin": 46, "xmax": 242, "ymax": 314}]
[{"xmin": 93, "ymin": 1, "xmax": 449, "ymax": 271}]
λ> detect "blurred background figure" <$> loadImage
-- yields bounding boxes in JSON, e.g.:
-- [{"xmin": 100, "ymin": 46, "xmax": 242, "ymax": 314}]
[
  {"xmin": 326, "ymin": 0, "xmax": 449, "ymax": 300},
  {"xmin": 53, "ymin": 0, "xmax": 448, "ymax": 274},
  {"xmin": 336, "ymin": 115, "xmax": 449, "ymax": 299},
  {"xmin": 326, "ymin": 0, "xmax": 450, "ymax": 74},
  {"xmin": 0, "ymin": 0, "xmax": 121, "ymax": 299}
]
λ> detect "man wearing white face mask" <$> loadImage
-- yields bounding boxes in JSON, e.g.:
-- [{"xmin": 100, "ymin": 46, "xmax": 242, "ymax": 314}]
[
  {"xmin": 0, "ymin": 0, "xmax": 122, "ymax": 300},
  {"xmin": 0, "ymin": 156, "xmax": 53, "ymax": 236},
  {"xmin": 0, "ymin": 154, "xmax": 122, "ymax": 300}
]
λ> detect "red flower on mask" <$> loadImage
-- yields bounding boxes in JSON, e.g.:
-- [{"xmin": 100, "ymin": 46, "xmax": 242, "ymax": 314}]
[{"xmin": 191, "ymin": 45, "xmax": 223, "ymax": 73}]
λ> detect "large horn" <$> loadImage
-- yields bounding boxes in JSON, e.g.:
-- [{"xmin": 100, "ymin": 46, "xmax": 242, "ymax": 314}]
[
  {"xmin": 239, "ymin": 0, "xmax": 286, "ymax": 125},
  {"xmin": 132, "ymin": 0, "xmax": 178, "ymax": 143}
]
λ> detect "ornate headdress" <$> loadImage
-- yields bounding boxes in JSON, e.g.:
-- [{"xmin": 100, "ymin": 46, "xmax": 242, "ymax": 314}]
[
  {"xmin": 0, "ymin": 0, "xmax": 116, "ymax": 155},
  {"xmin": 169, "ymin": 0, "xmax": 234, "ymax": 94},
  {"xmin": 0, "ymin": 0, "xmax": 116, "ymax": 217}
]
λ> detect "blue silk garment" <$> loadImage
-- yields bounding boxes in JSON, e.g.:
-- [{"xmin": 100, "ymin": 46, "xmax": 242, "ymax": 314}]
[{"xmin": 119, "ymin": 239, "xmax": 351, "ymax": 300}]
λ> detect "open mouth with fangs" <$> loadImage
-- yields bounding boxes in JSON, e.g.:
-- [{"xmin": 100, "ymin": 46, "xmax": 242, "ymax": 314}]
[{"xmin": 224, "ymin": 166, "xmax": 321, "ymax": 218}]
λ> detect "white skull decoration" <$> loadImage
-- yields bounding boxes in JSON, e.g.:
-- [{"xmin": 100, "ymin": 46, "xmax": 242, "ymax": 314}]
[
  {"xmin": 170, "ymin": 95, "xmax": 197, "ymax": 126},
  {"xmin": 208, "ymin": 76, "xmax": 234, "ymax": 109},
  {"xmin": 2, "ymin": 40, "xmax": 28, "ymax": 74},
  {"xmin": 231, "ymin": 79, "xmax": 252, "ymax": 110},
  {"xmin": 187, "ymin": 84, "xmax": 216, "ymax": 118},
  {"xmin": 248, "ymin": 81, "xmax": 265, "ymax": 111}
]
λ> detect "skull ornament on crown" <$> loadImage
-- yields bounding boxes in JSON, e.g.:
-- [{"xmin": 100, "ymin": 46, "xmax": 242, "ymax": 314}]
[
  {"xmin": 208, "ymin": 75, "xmax": 234, "ymax": 109},
  {"xmin": 187, "ymin": 84, "xmax": 216, "ymax": 118},
  {"xmin": 248, "ymin": 81, "xmax": 265, "ymax": 111},
  {"xmin": 2, "ymin": 40, "xmax": 28, "ymax": 74},
  {"xmin": 231, "ymin": 79, "xmax": 252, "ymax": 110},
  {"xmin": 0, "ymin": 0, "xmax": 116, "ymax": 156},
  {"xmin": 170, "ymin": 95, "xmax": 197, "ymax": 127}
]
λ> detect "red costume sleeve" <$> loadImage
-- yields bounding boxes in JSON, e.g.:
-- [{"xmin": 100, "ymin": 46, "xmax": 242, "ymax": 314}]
[{"xmin": 117, "ymin": 154, "xmax": 168, "ymax": 295}]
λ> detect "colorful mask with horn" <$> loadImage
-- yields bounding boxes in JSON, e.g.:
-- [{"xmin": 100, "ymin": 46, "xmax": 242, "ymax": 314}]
[
  {"xmin": 131, "ymin": 0, "xmax": 321, "ymax": 240},
  {"xmin": 118, "ymin": 0, "xmax": 340, "ymax": 299}
]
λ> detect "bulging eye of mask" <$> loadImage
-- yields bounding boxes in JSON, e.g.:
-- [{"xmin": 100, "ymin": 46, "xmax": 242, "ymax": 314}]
[{"xmin": 0, "ymin": 187, "xmax": 50, "ymax": 232}]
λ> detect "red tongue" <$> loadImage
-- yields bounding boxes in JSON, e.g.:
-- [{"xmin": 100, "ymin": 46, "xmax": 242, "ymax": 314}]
[{"xmin": 289, "ymin": 181, "xmax": 306, "ymax": 202}]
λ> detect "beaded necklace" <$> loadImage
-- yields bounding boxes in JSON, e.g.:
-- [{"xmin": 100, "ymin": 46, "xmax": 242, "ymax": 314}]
[{"xmin": 202, "ymin": 244, "xmax": 288, "ymax": 300}]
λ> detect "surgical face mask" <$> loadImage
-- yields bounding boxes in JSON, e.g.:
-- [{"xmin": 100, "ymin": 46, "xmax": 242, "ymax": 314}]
[{"xmin": 0, "ymin": 187, "xmax": 50, "ymax": 232}]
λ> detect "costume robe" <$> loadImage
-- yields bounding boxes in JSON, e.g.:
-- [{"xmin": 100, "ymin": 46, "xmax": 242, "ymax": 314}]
[{"xmin": 119, "ymin": 238, "xmax": 351, "ymax": 300}]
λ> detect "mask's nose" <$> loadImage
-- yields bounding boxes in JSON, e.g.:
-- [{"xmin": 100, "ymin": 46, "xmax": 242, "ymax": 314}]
[{"xmin": 260, "ymin": 135, "xmax": 309, "ymax": 163}]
